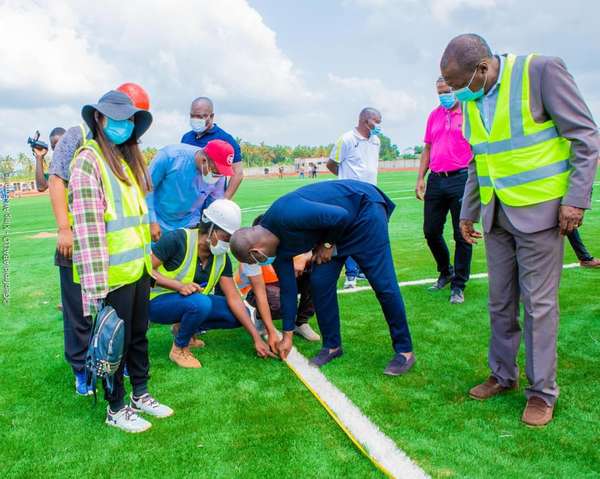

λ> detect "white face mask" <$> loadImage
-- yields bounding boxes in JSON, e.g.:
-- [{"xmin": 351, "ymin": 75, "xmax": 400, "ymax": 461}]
[
  {"xmin": 190, "ymin": 118, "xmax": 208, "ymax": 133},
  {"xmin": 210, "ymin": 239, "xmax": 230, "ymax": 256},
  {"xmin": 201, "ymin": 162, "xmax": 221, "ymax": 185}
]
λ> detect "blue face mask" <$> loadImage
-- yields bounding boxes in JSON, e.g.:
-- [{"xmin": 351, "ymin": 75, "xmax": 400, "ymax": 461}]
[
  {"xmin": 103, "ymin": 118, "xmax": 134, "ymax": 145},
  {"xmin": 258, "ymin": 256, "xmax": 275, "ymax": 266},
  {"xmin": 370, "ymin": 125, "xmax": 382, "ymax": 136},
  {"xmin": 439, "ymin": 92, "xmax": 457, "ymax": 109},
  {"xmin": 453, "ymin": 65, "xmax": 487, "ymax": 102}
]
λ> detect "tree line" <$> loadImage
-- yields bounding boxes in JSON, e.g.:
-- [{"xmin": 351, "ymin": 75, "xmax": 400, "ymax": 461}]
[{"xmin": 1, "ymin": 134, "xmax": 422, "ymax": 180}]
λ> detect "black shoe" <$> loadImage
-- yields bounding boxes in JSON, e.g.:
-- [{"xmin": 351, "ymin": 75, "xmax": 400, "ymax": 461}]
[
  {"xmin": 450, "ymin": 287, "xmax": 464, "ymax": 304},
  {"xmin": 428, "ymin": 272, "xmax": 453, "ymax": 291},
  {"xmin": 383, "ymin": 353, "xmax": 415, "ymax": 376},
  {"xmin": 309, "ymin": 347, "xmax": 343, "ymax": 367}
]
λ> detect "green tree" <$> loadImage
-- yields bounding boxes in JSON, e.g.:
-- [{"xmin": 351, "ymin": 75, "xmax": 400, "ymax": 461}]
[
  {"xmin": 379, "ymin": 134, "xmax": 400, "ymax": 162},
  {"xmin": 0, "ymin": 155, "xmax": 15, "ymax": 177}
]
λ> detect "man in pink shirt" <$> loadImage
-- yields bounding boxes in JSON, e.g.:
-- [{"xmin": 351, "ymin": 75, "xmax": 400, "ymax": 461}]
[{"xmin": 415, "ymin": 77, "xmax": 473, "ymax": 304}]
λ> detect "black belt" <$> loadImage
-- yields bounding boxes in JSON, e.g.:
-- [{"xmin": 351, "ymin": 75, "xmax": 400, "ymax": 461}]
[{"xmin": 430, "ymin": 168, "xmax": 468, "ymax": 177}]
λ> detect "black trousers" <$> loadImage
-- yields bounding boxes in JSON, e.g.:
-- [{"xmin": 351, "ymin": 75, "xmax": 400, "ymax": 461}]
[
  {"xmin": 423, "ymin": 171, "xmax": 472, "ymax": 290},
  {"xmin": 103, "ymin": 273, "xmax": 151, "ymax": 410},
  {"xmin": 567, "ymin": 229, "xmax": 593, "ymax": 261},
  {"xmin": 57, "ymin": 256, "xmax": 91, "ymax": 373}
]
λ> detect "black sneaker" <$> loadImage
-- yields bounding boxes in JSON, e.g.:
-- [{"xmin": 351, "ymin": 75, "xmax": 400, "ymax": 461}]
[
  {"xmin": 309, "ymin": 347, "xmax": 343, "ymax": 367},
  {"xmin": 450, "ymin": 287, "xmax": 464, "ymax": 304},
  {"xmin": 428, "ymin": 272, "xmax": 453, "ymax": 291}
]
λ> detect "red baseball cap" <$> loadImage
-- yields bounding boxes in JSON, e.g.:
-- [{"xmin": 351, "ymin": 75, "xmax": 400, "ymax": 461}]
[{"xmin": 204, "ymin": 140, "xmax": 235, "ymax": 176}]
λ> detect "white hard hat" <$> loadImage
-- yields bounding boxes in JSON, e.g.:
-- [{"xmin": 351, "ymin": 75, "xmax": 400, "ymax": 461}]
[{"xmin": 202, "ymin": 199, "xmax": 242, "ymax": 234}]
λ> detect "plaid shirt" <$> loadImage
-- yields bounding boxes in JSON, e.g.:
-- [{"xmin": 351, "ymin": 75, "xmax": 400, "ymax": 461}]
[{"xmin": 69, "ymin": 149, "xmax": 111, "ymax": 316}]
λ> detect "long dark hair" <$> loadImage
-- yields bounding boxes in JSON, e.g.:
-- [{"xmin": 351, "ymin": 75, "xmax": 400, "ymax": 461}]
[{"xmin": 92, "ymin": 112, "xmax": 152, "ymax": 193}]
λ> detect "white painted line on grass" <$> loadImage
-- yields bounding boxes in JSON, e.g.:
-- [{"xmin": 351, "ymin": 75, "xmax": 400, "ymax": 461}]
[
  {"xmin": 285, "ymin": 347, "xmax": 429, "ymax": 479},
  {"xmin": 338, "ymin": 263, "xmax": 581, "ymax": 295}
]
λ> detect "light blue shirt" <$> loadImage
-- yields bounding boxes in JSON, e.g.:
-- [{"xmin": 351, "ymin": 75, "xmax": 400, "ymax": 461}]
[
  {"xmin": 146, "ymin": 144, "xmax": 226, "ymax": 231},
  {"xmin": 476, "ymin": 54, "xmax": 505, "ymax": 132}
]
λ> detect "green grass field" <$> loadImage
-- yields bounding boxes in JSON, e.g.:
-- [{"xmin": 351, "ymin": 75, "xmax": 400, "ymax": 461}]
[{"xmin": 2, "ymin": 171, "xmax": 600, "ymax": 478}]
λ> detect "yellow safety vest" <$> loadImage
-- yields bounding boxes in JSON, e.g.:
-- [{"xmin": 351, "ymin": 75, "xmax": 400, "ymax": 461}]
[
  {"xmin": 149, "ymin": 228, "xmax": 227, "ymax": 300},
  {"xmin": 71, "ymin": 139, "xmax": 152, "ymax": 286},
  {"xmin": 462, "ymin": 53, "xmax": 572, "ymax": 206}
]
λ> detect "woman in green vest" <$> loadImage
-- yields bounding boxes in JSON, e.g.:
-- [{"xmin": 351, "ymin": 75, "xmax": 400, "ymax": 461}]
[
  {"xmin": 149, "ymin": 199, "xmax": 276, "ymax": 369},
  {"xmin": 70, "ymin": 90, "xmax": 172, "ymax": 433}
]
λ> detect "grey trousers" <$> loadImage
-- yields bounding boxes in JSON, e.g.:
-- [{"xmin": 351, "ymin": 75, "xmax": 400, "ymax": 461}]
[{"xmin": 484, "ymin": 206, "xmax": 564, "ymax": 405}]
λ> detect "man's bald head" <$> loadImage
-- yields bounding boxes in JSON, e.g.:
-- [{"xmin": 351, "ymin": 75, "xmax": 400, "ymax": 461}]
[
  {"xmin": 230, "ymin": 227, "xmax": 256, "ymax": 263},
  {"xmin": 191, "ymin": 96, "xmax": 214, "ymax": 112},
  {"xmin": 359, "ymin": 107, "xmax": 381, "ymax": 123},
  {"xmin": 440, "ymin": 34, "xmax": 495, "ymax": 93},
  {"xmin": 441, "ymin": 34, "xmax": 492, "ymax": 73},
  {"xmin": 231, "ymin": 225, "xmax": 280, "ymax": 264}
]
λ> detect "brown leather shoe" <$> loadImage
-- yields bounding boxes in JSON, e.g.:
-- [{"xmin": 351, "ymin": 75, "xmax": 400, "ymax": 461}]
[
  {"xmin": 171, "ymin": 324, "xmax": 205, "ymax": 349},
  {"xmin": 169, "ymin": 343, "xmax": 202, "ymax": 369},
  {"xmin": 580, "ymin": 258, "xmax": 600, "ymax": 268},
  {"xmin": 469, "ymin": 376, "xmax": 518, "ymax": 400},
  {"xmin": 522, "ymin": 396, "xmax": 554, "ymax": 427}
]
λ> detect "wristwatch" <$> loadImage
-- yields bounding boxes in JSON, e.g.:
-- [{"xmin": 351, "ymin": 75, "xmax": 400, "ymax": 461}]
[{"xmin": 323, "ymin": 242, "xmax": 333, "ymax": 249}]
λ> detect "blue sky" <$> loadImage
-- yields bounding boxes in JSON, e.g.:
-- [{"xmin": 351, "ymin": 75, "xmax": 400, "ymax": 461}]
[{"xmin": 0, "ymin": 0, "xmax": 598, "ymax": 156}]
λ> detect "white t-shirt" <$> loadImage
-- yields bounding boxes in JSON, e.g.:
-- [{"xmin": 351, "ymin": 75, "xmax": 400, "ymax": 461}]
[{"xmin": 329, "ymin": 128, "xmax": 380, "ymax": 185}]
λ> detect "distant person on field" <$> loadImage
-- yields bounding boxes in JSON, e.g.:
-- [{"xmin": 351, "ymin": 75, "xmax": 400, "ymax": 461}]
[
  {"xmin": 235, "ymin": 215, "xmax": 320, "ymax": 343},
  {"xmin": 441, "ymin": 33, "xmax": 599, "ymax": 427},
  {"xmin": 416, "ymin": 77, "xmax": 473, "ymax": 304},
  {"xmin": 278, "ymin": 165, "xmax": 284, "ymax": 179},
  {"xmin": 327, "ymin": 107, "xmax": 382, "ymax": 289},
  {"xmin": 181, "ymin": 96, "xmax": 244, "ymax": 200}
]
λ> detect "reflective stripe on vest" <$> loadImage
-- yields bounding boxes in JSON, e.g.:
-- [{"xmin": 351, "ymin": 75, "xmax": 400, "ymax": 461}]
[
  {"xmin": 150, "ymin": 229, "xmax": 199, "ymax": 299},
  {"xmin": 463, "ymin": 54, "xmax": 572, "ymax": 206},
  {"xmin": 71, "ymin": 139, "xmax": 151, "ymax": 286},
  {"xmin": 202, "ymin": 253, "xmax": 226, "ymax": 296}
]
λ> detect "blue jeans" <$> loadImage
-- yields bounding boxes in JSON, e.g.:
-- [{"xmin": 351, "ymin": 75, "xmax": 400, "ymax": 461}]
[
  {"xmin": 345, "ymin": 256, "xmax": 360, "ymax": 279},
  {"xmin": 149, "ymin": 293, "xmax": 242, "ymax": 348}
]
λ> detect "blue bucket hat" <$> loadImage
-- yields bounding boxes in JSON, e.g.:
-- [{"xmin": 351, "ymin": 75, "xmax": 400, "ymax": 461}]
[{"xmin": 81, "ymin": 90, "xmax": 152, "ymax": 141}]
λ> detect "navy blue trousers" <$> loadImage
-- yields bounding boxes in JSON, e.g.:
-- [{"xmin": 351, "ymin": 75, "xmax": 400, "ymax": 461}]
[{"xmin": 310, "ymin": 205, "xmax": 413, "ymax": 353}]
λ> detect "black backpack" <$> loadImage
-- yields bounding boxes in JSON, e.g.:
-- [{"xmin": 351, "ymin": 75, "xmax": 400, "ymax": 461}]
[{"xmin": 86, "ymin": 304, "xmax": 125, "ymax": 401}]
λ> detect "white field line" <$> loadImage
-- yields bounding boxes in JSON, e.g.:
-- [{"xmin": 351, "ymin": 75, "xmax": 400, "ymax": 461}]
[
  {"xmin": 285, "ymin": 347, "xmax": 429, "ymax": 479},
  {"xmin": 338, "ymin": 262, "xmax": 581, "ymax": 294}
]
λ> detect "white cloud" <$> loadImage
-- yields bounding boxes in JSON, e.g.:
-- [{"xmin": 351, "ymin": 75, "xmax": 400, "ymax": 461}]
[
  {"xmin": 0, "ymin": 0, "xmax": 315, "ymax": 155},
  {"xmin": 328, "ymin": 74, "xmax": 418, "ymax": 122}
]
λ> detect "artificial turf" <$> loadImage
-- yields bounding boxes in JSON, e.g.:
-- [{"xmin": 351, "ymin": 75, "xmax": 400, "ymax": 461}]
[{"xmin": 1, "ymin": 171, "xmax": 599, "ymax": 478}]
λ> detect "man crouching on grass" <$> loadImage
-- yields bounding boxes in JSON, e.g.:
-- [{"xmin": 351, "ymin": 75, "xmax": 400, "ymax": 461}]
[{"xmin": 230, "ymin": 179, "xmax": 415, "ymax": 376}]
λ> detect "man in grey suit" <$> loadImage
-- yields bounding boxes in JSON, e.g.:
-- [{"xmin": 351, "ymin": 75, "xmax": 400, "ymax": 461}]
[{"xmin": 441, "ymin": 34, "xmax": 599, "ymax": 427}]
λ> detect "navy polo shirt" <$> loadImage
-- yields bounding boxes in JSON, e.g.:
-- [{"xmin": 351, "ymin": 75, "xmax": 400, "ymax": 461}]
[{"xmin": 181, "ymin": 124, "xmax": 242, "ymax": 163}]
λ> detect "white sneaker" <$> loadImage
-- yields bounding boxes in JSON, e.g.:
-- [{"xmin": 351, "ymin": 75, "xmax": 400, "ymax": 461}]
[
  {"xmin": 343, "ymin": 278, "xmax": 357, "ymax": 289},
  {"xmin": 294, "ymin": 323, "xmax": 321, "ymax": 342},
  {"xmin": 130, "ymin": 393, "xmax": 174, "ymax": 418},
  {"xmin": 244, "ymin": 300, "xmax": 266, "ymax": 335},
  {"xmin": 106, "ymin": 405, "xmax": 152, "ymax": 433}
]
